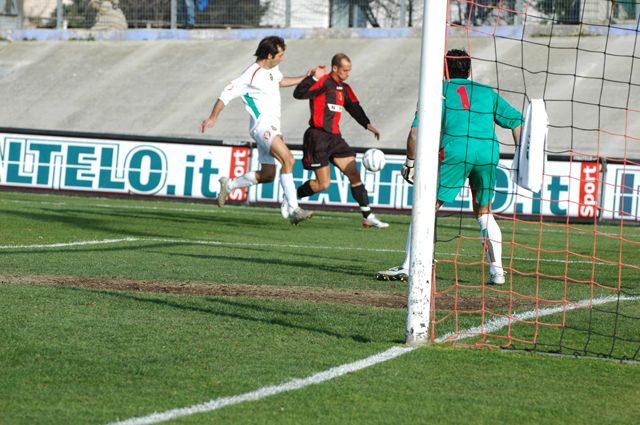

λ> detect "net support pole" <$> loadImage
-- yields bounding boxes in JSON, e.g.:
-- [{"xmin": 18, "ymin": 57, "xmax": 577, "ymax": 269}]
[
  {"xmin": 285, "ymin": 0, "xmax": 292, "ymax": 27},
  {"xmin": 170, "ymin": 0, "xmax": 177, "ymax": 30},
  {"xmin": 56, "ymin": 0, "xmax": 63, "ymax": 29},
  {"xmin": 405, "ymin": 0, "xmax": 448, "ymax": 345}
]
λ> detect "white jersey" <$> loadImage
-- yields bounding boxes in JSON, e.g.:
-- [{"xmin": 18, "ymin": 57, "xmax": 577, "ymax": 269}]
[{"xmin": 218, "ymin": 63, "xmax": 283, "ymax": 130}]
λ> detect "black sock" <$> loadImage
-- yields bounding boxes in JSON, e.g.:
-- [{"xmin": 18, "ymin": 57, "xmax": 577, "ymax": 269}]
[
  {"xmin": 350, "ymin": 184, "xmax": 371, "ymax": 218},
  {"xmin": 297, "ymin": 181, "xmax": 315, "ymax": 199}
]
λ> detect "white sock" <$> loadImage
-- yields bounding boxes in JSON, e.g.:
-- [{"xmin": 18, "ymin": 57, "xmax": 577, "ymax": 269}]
[
  {"xmin": 279, "ymin": 172, "xmax": 299, "ymax": 210},
  {"xmin": 477, "ymin": 214, "xmax": 503, "ymax": 275},
  {"xmin": 228, "ymin": 172, "xmax": 258, "ymax": 190},
  {"xmin": 401, "ymin": 223, "xmax": 411, "ymax": 270}
]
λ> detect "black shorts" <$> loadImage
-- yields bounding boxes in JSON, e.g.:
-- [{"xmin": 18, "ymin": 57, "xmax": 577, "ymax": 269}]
[{"xmin": 302, "ymin": 127, "xmax": 355, "ymax": 170}]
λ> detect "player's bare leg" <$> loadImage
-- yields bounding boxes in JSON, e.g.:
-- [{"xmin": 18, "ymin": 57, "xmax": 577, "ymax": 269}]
[{"xmin": 312, "ymin": 166, "xmax": 332, "ymax": 190}]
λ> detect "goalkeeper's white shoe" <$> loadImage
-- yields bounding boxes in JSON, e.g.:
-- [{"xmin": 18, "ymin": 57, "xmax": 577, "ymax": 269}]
[
  {"xmin": 362, "ymin": 214, "xmax": 389, "ymax": 229},
  {"xmin": 217, "ymin": 177, "xmax": 230, "ymax": 207},
  {"xmin": 280, "ymin": 198, "xmax": 291, "ymax": 219},
  {"xmin": 375, "ymin": 266, "xmax": 408, "ymax": 281},
  {"xmin": 486, "ymin": 271, "xmax": 506, "ymax": 285}
]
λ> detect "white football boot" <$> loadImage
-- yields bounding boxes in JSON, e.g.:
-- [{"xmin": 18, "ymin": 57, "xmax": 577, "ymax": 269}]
[
  {"xmin": 362, "ymin": 214, "xmax": 389, "ymax": 229},
  {"xmin": 289, "ymin": 207, "xmax": 314, "ymax": 225},
  {"xmin": 486, "ymin": 271, "xmax": 506, "ymax": 285},
  {"xmin": 217, "ymin": 177, "xmax": 230, "ymax": 207},
  {"xmin": 375, "ymin": 266, "xmax": 408, "ymax": 281}
]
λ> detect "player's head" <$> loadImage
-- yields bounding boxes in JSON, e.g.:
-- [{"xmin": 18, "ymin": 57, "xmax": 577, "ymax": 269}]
[
  {"xmin": 446, "ymin": 49, "xmax": 471, "ymax": 79},
  {"xmin": 255, "ymin": 36, "xmax": 286, "ymax": 66},
  {"xmin": 331, "ymin": 53, "xmax": 352, "ymax": 82}
]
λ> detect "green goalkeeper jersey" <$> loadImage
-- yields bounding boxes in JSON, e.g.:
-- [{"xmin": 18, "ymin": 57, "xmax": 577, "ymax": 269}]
[
  {"xmin": 441, "ymin": 78, "xmax": 523, "ymax": 150},
  {"xmin": 436, "ymin": 78, "xmax": 523, "ymax": 205}
]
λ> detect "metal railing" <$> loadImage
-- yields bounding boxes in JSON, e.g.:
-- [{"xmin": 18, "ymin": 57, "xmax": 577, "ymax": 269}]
[{"xmin": 3, "ymin": 1, "xmax": 637, "ymax": 30}]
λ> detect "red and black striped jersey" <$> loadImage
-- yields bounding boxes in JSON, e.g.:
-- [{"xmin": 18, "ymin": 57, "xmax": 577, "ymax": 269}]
[{"xmin": 293, "ymin": 74, "xmax": 371, "ymax": 135}]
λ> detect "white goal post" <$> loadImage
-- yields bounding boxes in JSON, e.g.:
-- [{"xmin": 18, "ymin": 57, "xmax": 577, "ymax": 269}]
[{"xmin": 405, "ymin": 0, "xmax": 448, "ymax": 345}]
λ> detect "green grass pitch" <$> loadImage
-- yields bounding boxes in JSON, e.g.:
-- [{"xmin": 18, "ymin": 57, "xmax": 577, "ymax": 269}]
[{"xmin": 1, "ymin": 190, "xmax": 639, "ymax": 424}]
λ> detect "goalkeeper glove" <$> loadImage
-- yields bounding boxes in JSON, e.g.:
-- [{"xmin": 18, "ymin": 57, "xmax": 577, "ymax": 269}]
[{"xmin": 401, "ymin": 158, "xmax": 415, "ymax": 184}]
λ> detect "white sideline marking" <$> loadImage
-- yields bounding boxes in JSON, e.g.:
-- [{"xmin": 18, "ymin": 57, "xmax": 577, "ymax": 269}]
[
  {"xmin": 106, "ymin": 346, "xmax": 416, "ymax": 425},
  {"xmin": 105, "ymin": 294, "xmax": 640, "ymax": 425},
  {"xmin": 0, "ymin": 237, "xmax": 406, "ymax": 254},
  {"xmin": 0, "ymin": 238, "xmax": 140, "ymax": 250},
  {"xmin": 0, "ymin": 237, "xmax": 628, "ymax": 266},
  {"xmin": 2, "ymin": 198, "xmax": 347, "ymax": 221},
  {"xmin": 436, "ymin": 294, "xmax": 640, "ymax": 343},
  {"xmin": 6, "ymin": 198, "xmax": 640, "ymax": 235}
]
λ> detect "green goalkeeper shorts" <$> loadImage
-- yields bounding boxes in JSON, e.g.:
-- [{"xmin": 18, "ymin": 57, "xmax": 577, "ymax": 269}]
[{"xmin": 437, "ymin": 140, "xmax": 500, "ymax": 207}]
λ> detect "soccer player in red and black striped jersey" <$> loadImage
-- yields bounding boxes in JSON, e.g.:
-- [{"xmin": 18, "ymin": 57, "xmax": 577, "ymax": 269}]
[{"xmin": 291, "ymin": 53, "xmax": 389, "ymax": 228}]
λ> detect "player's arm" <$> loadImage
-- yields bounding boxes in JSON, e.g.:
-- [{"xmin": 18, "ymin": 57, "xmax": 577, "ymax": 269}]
[
  {"xmin": 401, "ymin": 125, "xmax": 417, "ymax": 184},
  {"xmin": 495, "ymin": 94, "xmax": 524, "ymax": 144},
  {"xmin": 293, "ymin": 69, "xmax": 328, "ymax": 99},
  {"xmin": 281, "ymin": 65, "xmax": 325, "ymax": 88},
  {"xmin": 512, "ymin": 125, "xmax": 522, "ymax": 145},
  {"xmin": 199, "ymin": 99, "xmax": 225, "ymax": 133},
  {"xmin": 344, "ymin": 102, "xmax": 380, "ymax": 140},
  {"xmin": 407, "ymin": 121, "xmax": 417, "ymax": 159},
  {"xmin": 343, "ymin": 85, "xmax": 380, "ymax": 139},
  {"xmin": 200, "ymin": 70, "xmax": 250, "ymax": 133},
  {"xmin": 365, "ymin": 123, "xmax": 380, "ymax": 140},
  {"xmin": 280, "ymin": 76, "xmax": 306, "ymax": 87}
]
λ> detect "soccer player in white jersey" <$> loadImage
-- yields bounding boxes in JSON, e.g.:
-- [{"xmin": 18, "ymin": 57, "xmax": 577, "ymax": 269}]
[{"xmin": 200, "ymin": 36, "xmax": 319, "ymax": 225}]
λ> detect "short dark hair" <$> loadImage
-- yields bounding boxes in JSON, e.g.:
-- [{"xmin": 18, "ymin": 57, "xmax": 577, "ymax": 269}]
[
  {"xmin": 255, "ymin": 36, "xmax": 286, "ymax": 60},
  {"xmin": 331, "ymin": 53, "xmax": 351, "ymax": 68},
  {"xmin": 446, "ymin": 49, "xmax": 471, "ymax": 79}
]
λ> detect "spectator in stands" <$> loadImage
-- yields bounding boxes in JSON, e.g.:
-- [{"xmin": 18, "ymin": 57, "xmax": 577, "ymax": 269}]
[{"xmin": 178, "ymin": 0, "xmax": 196, "ymax": 29}]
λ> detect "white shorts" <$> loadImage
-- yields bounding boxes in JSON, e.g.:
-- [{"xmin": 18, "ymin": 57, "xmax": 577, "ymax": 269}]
[{"xmin": 249, "ymin": 118, "xmax": 282, "ymax": 166}]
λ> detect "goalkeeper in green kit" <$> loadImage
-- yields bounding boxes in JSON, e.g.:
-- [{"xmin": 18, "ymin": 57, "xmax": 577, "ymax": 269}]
[{"xmin": 376, "ymin": 49, "xmax": 523, "ymax": 285}]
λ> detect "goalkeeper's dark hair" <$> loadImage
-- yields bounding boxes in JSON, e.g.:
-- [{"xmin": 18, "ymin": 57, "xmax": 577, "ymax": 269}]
[
  {"xmin": 446, "ymin": 49, "xmax": 471, "ymax": 79},
  {"xmin": 255, "ymin": 36, "xmax": 286, "ymax": 60}
]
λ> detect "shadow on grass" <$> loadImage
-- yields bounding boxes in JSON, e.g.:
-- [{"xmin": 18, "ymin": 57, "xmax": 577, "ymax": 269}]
[
  {"xmin": 75, "ymin": 287, "xmax": 376, "ymax": 344},
  {"xmin": 204, "ymin": 297, "xmax": 308, "ymax": 316},
  {"xmin": 40, "ymin": 207, "xmax": 275, "ymax": 228},
  {"xmin": 0, "ymin": 206, "xmax": 277, "ymax": 240},
  {"xmin": 0, "ymin": 241, "xmax": 371, "ymax": 280},
  {"xmin": 0, "ymin": 208, "xmax": 170, "ymax": 239},
  {"xmin": 163, "ymin": 250, "xmax": 370, "ymax": 278}
]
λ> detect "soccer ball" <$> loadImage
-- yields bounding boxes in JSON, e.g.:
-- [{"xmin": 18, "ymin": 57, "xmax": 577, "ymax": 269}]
[{"xmin": 362, "ymin": 148, "xmax": 386, "ymax": 172}]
